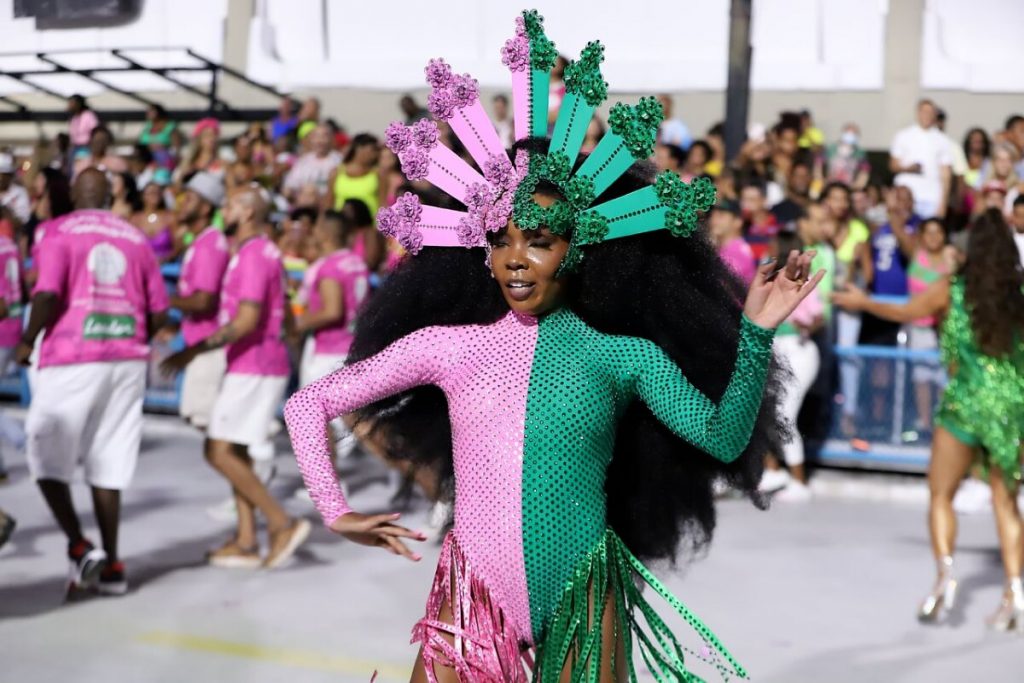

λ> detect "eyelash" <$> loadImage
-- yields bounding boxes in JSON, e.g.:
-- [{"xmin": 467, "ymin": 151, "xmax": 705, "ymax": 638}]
[{"xmin": 492, "ymin": 239, "xmax": 551, "ymax": 248}]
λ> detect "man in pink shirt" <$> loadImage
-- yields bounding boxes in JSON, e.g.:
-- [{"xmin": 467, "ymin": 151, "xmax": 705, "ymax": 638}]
[
  {"xmin": 296, "ymin": 210, "xmax": 370, "ymax": 461},
  {"xmin": 162, "ymin": 186, "xmax": 310, "ymax": 569},
  {"xmin": 171, "ymin": 172, "xmax": 229, "ymax": 430},
  {"xmin": 16, "ymin": 169, "xmax": 169, "ymax": 596},
  {"xmin": 296, "ymin": 210, "xmax": 369, "ymax": 385},
  {"xmin": 710, "ymin": 200, "xmax": 757, "ymax": 285}
]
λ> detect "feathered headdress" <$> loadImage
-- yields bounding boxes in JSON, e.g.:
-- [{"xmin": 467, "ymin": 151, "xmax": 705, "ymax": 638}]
[{"xmin": 376, "ymin": 9, "xmax": 715, "ymax": 273}]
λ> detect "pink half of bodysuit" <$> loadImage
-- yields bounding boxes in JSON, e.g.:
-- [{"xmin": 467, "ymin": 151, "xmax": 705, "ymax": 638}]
[{"xmin": 285, "ymin": 312, "xmax": 538, "ymax": 649}]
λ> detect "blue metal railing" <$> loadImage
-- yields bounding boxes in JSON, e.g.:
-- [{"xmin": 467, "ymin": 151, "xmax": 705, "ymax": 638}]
[{"xmin": 3, "ymin": 281, "xmax": 939, "ymax": 471}]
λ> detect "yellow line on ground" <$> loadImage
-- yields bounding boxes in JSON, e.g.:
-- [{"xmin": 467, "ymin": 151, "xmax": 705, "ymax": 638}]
[{"xmin": 138, "ymin": 630, "xmax": 408, "ymax": 681}]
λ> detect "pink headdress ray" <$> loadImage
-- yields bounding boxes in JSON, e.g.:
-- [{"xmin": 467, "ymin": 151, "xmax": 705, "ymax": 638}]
[
  {"xmin": 378, "ymin": 192, "xmax": 483, "ymax": 254},
  {"xmin": 386, "ymin": 119, "xmax": 488, "ymax": 204}
]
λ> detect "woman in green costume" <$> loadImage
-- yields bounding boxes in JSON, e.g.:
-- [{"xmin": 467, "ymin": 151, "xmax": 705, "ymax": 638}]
[
  {"xmin": 835, "ymin": 208, "xmax": 1024, "ymax": 632},
  {"xmin": 285, "ymin": 11, "xmax": 829, "ymax": 681}
]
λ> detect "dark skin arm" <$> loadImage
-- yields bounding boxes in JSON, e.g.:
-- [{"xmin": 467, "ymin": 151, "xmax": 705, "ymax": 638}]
[
  {"xmin": 147, "ymin": 310, "xmax": 170, "ymax": 341},
  {"xmin": 296, "ymin": 278, "xmax": 344, "ymax": 334},
  {"xmin": 159, "ymin": 300, "xmax": 261, "ymax": 376},
  {"xmin": 169, "ymin": 290, "xmax": 217, "ymax": 315},
  {"xmin": 14, "ymin": 292, "xmax": 59, "ymax": 365}
]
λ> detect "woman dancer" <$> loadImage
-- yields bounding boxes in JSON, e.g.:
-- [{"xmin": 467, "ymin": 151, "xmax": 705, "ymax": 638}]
[
  {"xmin": 286, "ymin": 12, "xmax": 822, "ymax": 681},
  {"xmin": 834, "ymin": 209, "xmax": 1024, "ymax": 631}
]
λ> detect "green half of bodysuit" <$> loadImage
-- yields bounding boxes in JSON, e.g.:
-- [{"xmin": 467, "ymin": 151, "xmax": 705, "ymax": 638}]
[{"xmin": 521, "ymin": 307, "xmax": 773, "ymax": 680}]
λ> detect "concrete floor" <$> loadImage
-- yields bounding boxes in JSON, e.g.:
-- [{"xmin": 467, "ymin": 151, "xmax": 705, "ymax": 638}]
[{"xmin": 1, "ymin": 415, "xmax": 1021, "ymax": 683}]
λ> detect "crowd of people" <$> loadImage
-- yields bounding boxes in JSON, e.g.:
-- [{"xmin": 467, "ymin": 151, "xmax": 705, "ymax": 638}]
[{"xmin": 0, "ymin": 81, "xmax": 1022, "ymax": 640}]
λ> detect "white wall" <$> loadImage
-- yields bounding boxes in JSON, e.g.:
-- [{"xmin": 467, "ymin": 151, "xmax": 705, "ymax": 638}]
[
  {"xmin": 920, "ymin": 0, "xmax": 1024, "ymax": 92},
  {"xmin": 0, "ymin": 0, "xmax": 1022, "ymax": 149},
  {"xmin": 244, "ymin": 0, "xmax": 886, "ymax": 92}
]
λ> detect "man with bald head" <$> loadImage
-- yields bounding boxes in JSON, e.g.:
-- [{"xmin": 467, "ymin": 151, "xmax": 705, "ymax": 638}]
[
  {"xmin": 16, "ymin": 168, "xmax": 169, "ymax": 595},
  {"xmin": 162, "ymin": 186, "xmax": 309, "ymax": 569}
]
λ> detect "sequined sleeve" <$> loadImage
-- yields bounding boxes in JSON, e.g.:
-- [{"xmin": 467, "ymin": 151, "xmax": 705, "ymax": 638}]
[
  {"xmin": 627, "ymin": 315, "xmax": 775, "ymax": 463},
  {"xmin": 284, "ymin": 325, "xmax": 458, "ymax": 525}
]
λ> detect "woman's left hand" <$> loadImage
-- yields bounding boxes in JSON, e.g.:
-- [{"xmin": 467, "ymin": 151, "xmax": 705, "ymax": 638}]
[{"xmin": 743, "ymin": 250, "xmax": 826, "ymax": 330}]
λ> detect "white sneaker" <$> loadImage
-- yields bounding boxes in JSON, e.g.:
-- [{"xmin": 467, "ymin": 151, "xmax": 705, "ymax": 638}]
[
  {"xmin": 953, "ymin": 478, "xmax": 991, "ymax": 515},
  {"xmin": 775, "ymin": 480, "xmax": 812, "ymax": 503},
  {"xmin": 758, "ymin": 468, "xmax": 791, "ymax": 494}
]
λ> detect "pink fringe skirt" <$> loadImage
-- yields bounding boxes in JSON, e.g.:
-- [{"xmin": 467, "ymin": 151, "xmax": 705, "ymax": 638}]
[{"xmin": 411, "ymin": 532, "xmax": 534, "ymax": 682}]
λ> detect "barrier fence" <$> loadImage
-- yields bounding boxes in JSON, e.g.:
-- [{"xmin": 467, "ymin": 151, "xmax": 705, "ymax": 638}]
[{"xmin": 1, "ymin": 274, "xmax": 937, "ymax": 473}]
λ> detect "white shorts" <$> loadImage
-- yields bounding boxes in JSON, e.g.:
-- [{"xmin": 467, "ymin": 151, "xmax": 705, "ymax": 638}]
[
  {"xmin": 908, "ymin": 325, "xmax": 946, "ymax": 385},
  {"xmin": 300, "ymin": 340, "xmax": 357, "ymax": 458},
  {"xmin": 208, "ymin": 373, "xmax": 288, "ymax": 448},
  {"xmin": 179, "ymin": 348, "xmax": 227, "ymax": 428},
  {"xmin": 300, "ymin": 344, "xmax": 346, "ymax": 388},
  {"xmin": 26, "ymin": 360, "xmax": 146, "ymax": 489}
]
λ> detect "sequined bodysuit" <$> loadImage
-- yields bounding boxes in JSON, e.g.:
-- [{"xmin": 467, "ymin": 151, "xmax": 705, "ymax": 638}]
[
  {"xmin": 937, "ymin": 278, "xmax": 1024, "ymax": 481},
  {"xmin": 285, "ymin": 307, "xmax": 774, "ymax": 680}
]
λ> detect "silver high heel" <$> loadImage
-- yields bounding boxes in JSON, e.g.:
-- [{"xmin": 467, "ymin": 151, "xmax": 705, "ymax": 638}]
[
  {"xmin": 986, "ymin": 577, "xmax": 1024, "ymax": 633},
  {"xmin": 918, "ymin": 555, "xmax": 958, "ymax": 623}
]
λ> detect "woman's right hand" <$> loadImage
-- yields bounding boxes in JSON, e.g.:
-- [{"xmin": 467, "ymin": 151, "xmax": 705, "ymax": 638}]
[{"xmin": 329, "ymin": 511, "xmax": 426, "ymax": 562}]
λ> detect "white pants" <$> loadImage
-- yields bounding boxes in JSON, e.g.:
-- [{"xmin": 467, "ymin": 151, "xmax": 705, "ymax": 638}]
[
  {"xmin": 775, "ymin": 335, "xmax": 821, "ymax": 467},
  {"xmin": 836, "ymin": 310, "xmax": 862, "ymax": 418},
  {"xmin": 26, "ymin": 360, "xmax": 146, "ymax": 489},
  {"xmin": 208, "ymin": 373, "xmax": 288, "ymax": 449},
  {"xmin": 300, "ymin": 337, "xmax": 356, "ymax": 458},
  {"xmin": 179, "ymin": 347, "xmax": 227, "ymax": 429}
]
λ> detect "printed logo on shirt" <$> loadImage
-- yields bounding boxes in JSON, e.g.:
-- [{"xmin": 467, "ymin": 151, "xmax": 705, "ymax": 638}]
[
  {"xmin": 87, "ymin": 243, "xmax": 127, "ymax": 285},
  {"xmin": 82, "ymin": 313, "xmax": 136, "ymax": 340}
]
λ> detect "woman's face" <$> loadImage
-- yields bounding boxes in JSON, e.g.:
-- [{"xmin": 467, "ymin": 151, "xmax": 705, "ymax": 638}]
[
  {"xmin": 967, "ymin": 131, "xmax": 985, "ymax": 154},
  {"xmin": 489, "ymin": 193, "xmax": 571, "ymax": 317},
  {"xmin": 235, "ymin": 137, "xmax": 252, "ymax": 162},
  {"xmin": 200, "ymin": 128, "xmax": 218, "ymax": 150},
  {"xmin": 851, "ymin": 189, "xmax": 869, "ymax": 217},
  {"xmin": 921, "ymin": 220, "xmax": 946, "ymax": 253},
  {"xmin": 824, "ymin": 187, "xmax": 850, "ymax": 221},
  {"xmin": 142, "ymin": 183, "xmax": 162, "ymax": 209},
  {"xmin": 32, "ymin": 173, "xmax": 47, "ymax": 200},
  {"xmin": 110, "ymin": 174, "xmax": 125, "ymax": 198},
  {"xmin": 687, "ymin": 145, "xmax": 709, "ymax": 169},
  {"xmin": 355, "ymin": 141, "xmax": 380, "ymax": 166},
  {"xmin": 993, "ymin": 148, "xmax": 1013, "ymax": 178}
]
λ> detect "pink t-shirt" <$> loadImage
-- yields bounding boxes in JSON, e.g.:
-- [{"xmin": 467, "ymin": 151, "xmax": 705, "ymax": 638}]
[
  {"xmin": 0, "ymin": 237, "xmax": 23, "ymax": 348},
  {"xmin": 307, "ymin": 249, "xmax": 369, "ymax": 356},
  {"xmin": 178, "ymin": 227, "xmax": 230, "ymax": 346},
  {"xmin": 34, "ymin": 210, "xmax": 169, "ymax": 368},
  {"xmin": 719, "ymin": 237, "xmax": 756, "ymax": 286},
  {"xmin": 218, "ymin": 235, "xmax": 289, "ymax": 377},
  {"xmin": 69, "ymin": 110, "xmax": 99, "ymax": 147}
]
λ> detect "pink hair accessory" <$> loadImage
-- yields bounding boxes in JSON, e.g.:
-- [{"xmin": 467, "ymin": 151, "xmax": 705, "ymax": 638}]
[{"xmin": 193, "ymin": 117, "xmax": 220, "ymax": 137}]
